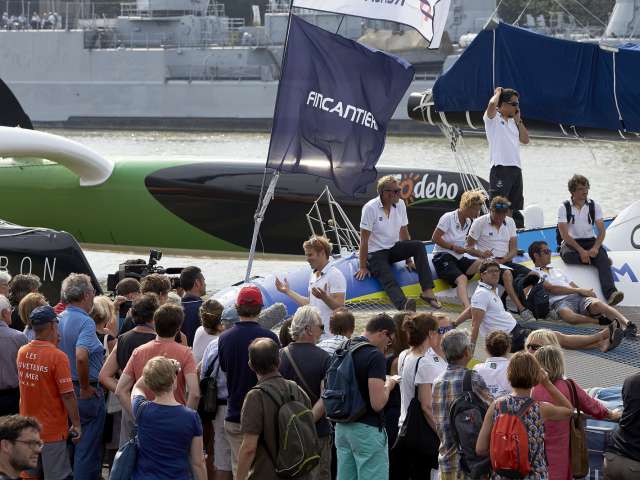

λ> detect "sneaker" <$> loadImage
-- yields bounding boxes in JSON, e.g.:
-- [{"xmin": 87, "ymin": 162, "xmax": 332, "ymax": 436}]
[
  {"xmin": 607, "ymin": 290, "xmax": 624, "ymax": 306},
  {"xmin": 605, "ymin": 323, "xmax": 624, "ymax": 352},
  {"xmin": 403, "ymin": 298, "xmax": 417, "ymax": 312},
  {"xmin": 624, "ymin": 322, "xmax": 638, "ymax": 339},
  {"xmin": 519, "ymin": 309, "xmax": 535, "ymax": 322}
]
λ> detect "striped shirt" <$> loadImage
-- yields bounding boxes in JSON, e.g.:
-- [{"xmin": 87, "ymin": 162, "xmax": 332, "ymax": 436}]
[
  {"xmin": 432, "ymin": 364, "xmax": 493, "ymax": 479},
  {"xmin": 317, "ymin": 335, "xmax": 349, "ymax": 356}
]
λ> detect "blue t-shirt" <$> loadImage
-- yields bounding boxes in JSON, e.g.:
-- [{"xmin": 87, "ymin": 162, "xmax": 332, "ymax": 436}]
[
  {"xmin": 58, "ymin": 305, "xmax": 104, "ymax": 381},
  {"xmin": 132, "ymin": 395, "xmax": 203, "ymax": 480},
  {"xmin": 218, "ymin": 321, "xmax": 280, "ymax": 423}
]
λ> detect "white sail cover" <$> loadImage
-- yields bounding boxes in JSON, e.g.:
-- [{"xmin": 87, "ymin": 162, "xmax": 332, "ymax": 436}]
[{"xmin": 292, "ymin": 0, "xmax": 451, "ymax": 48}]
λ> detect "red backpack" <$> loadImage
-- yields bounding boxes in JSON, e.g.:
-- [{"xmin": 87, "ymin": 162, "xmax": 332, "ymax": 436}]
[{"xmin": 490, "ymin": 398, "xmax": 535, "ymax": 479}]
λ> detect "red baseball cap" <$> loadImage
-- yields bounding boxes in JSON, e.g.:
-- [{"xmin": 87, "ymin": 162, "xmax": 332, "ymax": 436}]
[{"xmin": 236, "ymin": 286, "xmax": 263, "ymax": 306}]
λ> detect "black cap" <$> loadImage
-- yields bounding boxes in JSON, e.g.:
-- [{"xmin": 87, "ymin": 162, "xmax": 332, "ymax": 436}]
[{"xmin": 29, "ymin": 305, "xmax": 58, "ymax": 326}]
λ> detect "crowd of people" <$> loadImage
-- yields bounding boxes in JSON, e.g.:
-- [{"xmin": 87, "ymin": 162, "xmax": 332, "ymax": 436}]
[
  {"xmin": 0, "ymin": 85, "xmax": 637, "ymax": 480},
  {"xmin": 1, "ymin": 11, "xmax": 62, "ymax": 30}
]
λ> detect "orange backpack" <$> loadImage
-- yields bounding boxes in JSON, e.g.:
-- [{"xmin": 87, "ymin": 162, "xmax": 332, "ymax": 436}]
[{"xmin": 490, "ymin": 398, "xmax": 534, "ymax": 479}]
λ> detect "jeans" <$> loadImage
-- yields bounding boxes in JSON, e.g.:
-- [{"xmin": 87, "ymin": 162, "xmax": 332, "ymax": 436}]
[
  {"xmin": 72, "ymin": 385, "xmax": 106, "ymax": 480},
  {"xmin": 368, "ymin": 240, "xmax": 434, "ymax": 309},
  {"xmin": 335, "ymin": 422, "xmax": 388, "ymax": 480}
]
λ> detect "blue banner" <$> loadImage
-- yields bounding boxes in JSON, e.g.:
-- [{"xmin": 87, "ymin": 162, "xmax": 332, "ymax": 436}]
[{"xmin": 266, "ymin": 15, "xmax": 415, "ymax": 195}]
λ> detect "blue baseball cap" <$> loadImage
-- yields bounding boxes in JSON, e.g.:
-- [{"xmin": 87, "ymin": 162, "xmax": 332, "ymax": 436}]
[{"xmin": 29, "ymin": 305, "xmax": 58, "ymax": 326}]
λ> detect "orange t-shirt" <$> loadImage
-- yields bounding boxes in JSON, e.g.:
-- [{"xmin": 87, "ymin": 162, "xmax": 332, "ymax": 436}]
[
  {"xmin": 123, "ymin": 339, "xmax": 197, "ymax": 405},
  {"xmin": 17, "ymin": 341, "xmax": 74, "ymax": 442}
]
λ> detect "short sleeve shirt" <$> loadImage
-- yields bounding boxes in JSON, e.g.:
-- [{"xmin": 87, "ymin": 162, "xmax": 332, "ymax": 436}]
[
  {"xmin": 468, "ymin": 213, "xmax": 517, "ymax": 259},
  {"xmin": 556, "ymin": 200, "xmax": 603, "ymax": 240},
  {"xmin": 534, "ymin": 265, "xmax": 572, "ymax": 305},
  {"xmin": 17, "ymin": 340, "xmax": 74, "ymax": 442},
  {"xmin": 470, "ymin": 282, "xmax": 517, "ymax": 337},
  {"xmin": 58, "ymin": 306, "xmax": 104, "ymax": 381},
  {"xmin": 432, "ymin": 210, "xmax": 473, "ymax": 259},
  {"xmin": 360, "ymin": 197, "xmax": 408, "ymax": 253},
  {"xmin": 351, "ymin": 336, "xmax": 387, "ymax": 427},
  {"xmin": 123, "ymin": 340, "xmax": 197, "ymax": 405},
  {"xmin": 132, "ymin": 395, "xmax": 202, "ymax": 480},
  {"xmin": 241, "ymin": 376, "xmax": 311, "ymax": 480},
  {"xmin": 200, "ymin": 336, "xmax": 228, "ymax": 400},
  {"xmin": 308, "ymin": 261, "xmax": 347, "ymax": 331},
  {"xmin": 483, "ymin": 111, "xmax": 521, "ymax": 168},
  {"xmin": 473, "ymin": 357, "xmax": 511, "ymax": 398}
]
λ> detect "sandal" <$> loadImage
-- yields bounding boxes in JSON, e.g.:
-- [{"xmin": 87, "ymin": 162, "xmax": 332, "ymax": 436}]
[
  {"xmin": 420, "ymin": 295, "xmax": 442, "ymax": 309},
  {"xmin": 605, "ymin": 322, "xmax": 624, "ymax": 352}
]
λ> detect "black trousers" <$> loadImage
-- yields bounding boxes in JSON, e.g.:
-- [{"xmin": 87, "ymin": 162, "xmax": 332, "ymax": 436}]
[
  {"xmin": 560, "ymin": 237, "xmax": 616, "ymax": 299},
  {"xmin": 0, "ymin": 388, "xmax": 20, "ymax": 416},
  {"xmin": 368, "ymin": 240, "xmax": 434, "ymax": 310},
  {"xmin": 490, "ymin": 165, "xmax": 524, "ymax": 228}
]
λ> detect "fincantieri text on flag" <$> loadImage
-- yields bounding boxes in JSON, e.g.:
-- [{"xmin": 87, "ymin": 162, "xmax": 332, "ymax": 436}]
[
  {"xmin": 292, "ymin": 0, "xmax": 452, "ymax": 49},
  {"xmin": 266, "ymin": 15, "xmax": 414, "ymax": 195}
]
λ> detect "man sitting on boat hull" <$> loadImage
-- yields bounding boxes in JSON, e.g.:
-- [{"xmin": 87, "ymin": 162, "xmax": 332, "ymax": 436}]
[
  {"xmin": 528, "ymin": 241, "xmax": 636, "ymax": 337},
  {"xmin": 557, "ymin": 174, "xmax": 624, "ymax": 306},
  {"xmin": 355, "ymin": 175, "xmax": 439, "ymax": 311}
]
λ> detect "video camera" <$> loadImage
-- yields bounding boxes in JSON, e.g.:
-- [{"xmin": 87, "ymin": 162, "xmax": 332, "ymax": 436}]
[{"xmin": 106, "ymin": 249, "xmax": 184, "ymax": 293}]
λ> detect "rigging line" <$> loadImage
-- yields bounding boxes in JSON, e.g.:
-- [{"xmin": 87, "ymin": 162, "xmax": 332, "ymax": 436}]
[
  {"xmin": 335, "ymin": 15, "xmax": 344, "ymax": 35},
  {"xmin": 513, "ymin": 0, "xmax": 535, "ymax": 25},
  {"xmin": 611, "ymin": 51, "xmax": 625, "ymax": 127},
  {"xmin": 485, "ymin": 0, "xmax": 506, "ymax": 28},
  {"xmin": 550, "ymin": 0, "xmax": 588, "ymax": 30},
  {"xmin": 626, "ymin": 9, "xmax": 640, "ymax": 40},
  {"xmin": 566, "ymin": 0, "xmax": 607, "ymax": 27}
]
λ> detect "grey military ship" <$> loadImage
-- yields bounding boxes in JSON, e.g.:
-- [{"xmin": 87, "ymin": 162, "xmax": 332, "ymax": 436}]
[{"xmin": 0, "ymin": 0, "xmax": 497, "ymax": 132}]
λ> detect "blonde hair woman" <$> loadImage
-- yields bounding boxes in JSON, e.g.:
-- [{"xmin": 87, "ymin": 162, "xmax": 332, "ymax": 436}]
[
  {"xmin": 18, "ymin": 292, "xmax": 47, "ymax": 341},
  {"xmin": 131, "ymin": 356, "xmax": 206, "ymax": 480}
]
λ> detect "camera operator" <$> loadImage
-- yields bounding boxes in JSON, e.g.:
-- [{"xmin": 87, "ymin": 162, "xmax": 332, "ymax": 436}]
[
  {"xmin": 484, "ymin": 86, "xmax": 530, "ymax": 228},
  {"xmin": 113, "ymin": 278, "xmax": 141, "ymax": 334}
]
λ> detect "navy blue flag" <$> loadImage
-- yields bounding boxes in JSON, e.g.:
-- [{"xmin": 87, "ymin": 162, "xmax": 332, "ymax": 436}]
[{"xmin": 266, "ymin": 15, "xmax": 415, "ymax": 195}]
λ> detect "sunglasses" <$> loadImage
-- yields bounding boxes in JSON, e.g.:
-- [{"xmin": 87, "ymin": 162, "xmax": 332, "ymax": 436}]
[
  {"xmin": 437, "ymin": 325, "xmax": 454, "ymax": 335},
  {"xmin": 483, "ymin": 268, "xmax": 501, "ymax": 274},
  {"xmin": 526, "ymin": 343, "xmax": 543, "ymax": 352},
  {"xmin": 493, "ymin": 203, "xmax": 511, "ymax": 210},
  {"xmin": 540, "ymin": 248, "xmax": 551, "ymax": 254},
  {"xmin": 506, "ymin": 101, "xmax": 519, "ymax": 107},
  {"xmin": 384, "ymin": 188, "xmax": 401, "ymax": 194}
]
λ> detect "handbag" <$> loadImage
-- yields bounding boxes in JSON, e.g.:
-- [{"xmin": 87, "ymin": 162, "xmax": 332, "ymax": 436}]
[
  {"xmin": 392, "ymin": 356, "xmax": 439, "ymax": 470},
  {"xmin": 198, "ymin": 354, "xmax": 219, "ymax": 418},
  {"xmin": 567, "ymin": 379, "xmax": 589, "ymax": 478},
  {"xmin": 109, "ymin": 401, "xmax": 145, "ymax": 480}
]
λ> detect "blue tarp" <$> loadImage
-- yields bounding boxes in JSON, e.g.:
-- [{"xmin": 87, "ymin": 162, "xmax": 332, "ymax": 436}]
[{"xmin": 433, "ymin": 23, "xmax": 640, "ymax": 132}]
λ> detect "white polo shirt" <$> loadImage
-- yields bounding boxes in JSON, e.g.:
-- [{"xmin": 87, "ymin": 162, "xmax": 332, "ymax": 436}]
[
  {"xmin": 308, "ymin": 260, "xmax": 347, "ymax": 331},
  {"xmin": 483, "ymin": 111, "xmax": 521, "ymax": 168},
  {"xmin": 557, "ymin": 200, "xmax": 603, "ymax": 240},
  {"xmin": 470, "ymin": 281, "xmax": 517, "ymax": 337},
  {"xmin": 432, "ymin": 209, "xmax": 473, "ymax": 259},
  {"xmin": 474, "ymin": 357, "xmax": 511, "ymax": 398},
  {"xmin": 468, "ymin": 213, "xmax": 517, "ymax": 259},
  {"xmin": 533, "ymin": 265, "xmax": 572, "ymax": 305},
  {"xmin": 360, "ymin": 196, "xmax": 408, "ymax": 253}
]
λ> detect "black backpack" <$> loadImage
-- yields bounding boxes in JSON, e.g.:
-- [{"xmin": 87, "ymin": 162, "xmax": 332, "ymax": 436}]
[
  {"xmin": 449, "ymin": 370, "xmax": 492, "ymax": 479},
  {"xmin": 555, "ymin": 199, "xmax": 595, "ymax": 251},
  {"xmin": 515, "ymin": 274, "xmax": 550, "ymax": 320}
]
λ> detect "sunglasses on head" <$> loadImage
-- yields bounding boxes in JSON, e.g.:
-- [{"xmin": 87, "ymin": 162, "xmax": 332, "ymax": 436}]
[
  {"xmin": 437, "ymin": 325, "xmax": 454, "ymax": 335},
  {"xmin": 384, "ymin": 188, "xmax": 401, "ymax": 194},
  {"xmin": 526, "ymin": 343, "xmax": 543, "ymax": 352}
]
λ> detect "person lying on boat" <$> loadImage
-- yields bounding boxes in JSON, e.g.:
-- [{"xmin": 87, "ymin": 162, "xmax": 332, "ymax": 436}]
[
  {"xmin": 557, "ymin": 174, "xmax": 624, "ymax": 306},
  {"xmin": 431, "ymin": 189, "xmax": 485, "ymax": 309},
  {"xmin": 355, "ymin": 175, "xmax": 440, "ymax": 312},
  {"xmin": 527, "ymin": 241, "xmax": 636, "ymax": 337},
  {"xmin": 465, "ymin": 260, "xmax": 623, "ymax": 356},
  {"xmin": 484, "ymin": 86, "xmax": 529, "ymax": 229},
  {"xmin": 465, "ymin": 196, "xmax": 534, "ymax": 321},
  {"xmin": 275, "ymin": 235, "xmax": 346, "ymax": 335}
]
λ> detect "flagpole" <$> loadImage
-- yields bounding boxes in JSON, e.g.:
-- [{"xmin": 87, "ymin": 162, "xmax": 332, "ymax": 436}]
[{"xmin": 244, "ymin": 0, "xmax": 296, "ymax": 283}]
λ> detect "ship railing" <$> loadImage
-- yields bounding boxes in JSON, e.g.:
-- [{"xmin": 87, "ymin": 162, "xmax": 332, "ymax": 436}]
[
  {"xmin": 265, "ymin": 3, "xmax": 316, "ymax": 15},
  {"xmin": 119, "ymin": 3, "xmax": 207, "ymax": 18},
  {"xmin": 167, "ymin": 64, "xmax": 267, "ymax": 81}
]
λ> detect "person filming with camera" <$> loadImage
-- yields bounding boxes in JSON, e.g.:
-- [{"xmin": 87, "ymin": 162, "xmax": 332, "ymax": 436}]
[{"xmin": 484, "ymin": 86, "xmax": 529, "ymax": 228}]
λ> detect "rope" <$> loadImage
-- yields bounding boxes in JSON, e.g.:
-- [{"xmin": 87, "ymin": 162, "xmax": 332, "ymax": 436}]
[
  {"xmin": 484, "ymin": 0, "xmax": 505, "ymax": 28},
  {"xmin": 569, "ymin": 125, "xmax": 599, "ymax": 166},
  {"xmin": 612, "ymin": 51, "xmax": 626, "ymax": 131},
  {"xmin": 550, "ymin": 0, "xmax": 588, "ymax": 31},
  {"xmin": 513, "ymin": 0, "xmax": 534, "ymax": 25},
  {"xmin": 492, "ymin": 29, "xmax": 496, "ymax": 90},
  {"xmin": 566, "ymin": 0, "xmax": 607, "ymax": 27}
]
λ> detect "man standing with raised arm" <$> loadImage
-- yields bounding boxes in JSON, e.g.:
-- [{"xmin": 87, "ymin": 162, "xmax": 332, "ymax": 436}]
[
  {"xmin": 484, "ymin": 86, "xmax": 529, "ymax": 228},
  {"xmin": 355, "ymin": 175, "xmax": 440, "ymax": 311}
]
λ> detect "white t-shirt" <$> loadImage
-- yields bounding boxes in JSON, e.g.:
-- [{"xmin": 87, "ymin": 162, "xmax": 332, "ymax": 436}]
[
  {"xmin": 360, "ymin": 196, "xmax": 408, "ymax": 253},
  {"xmin": 308, "ymin": 261, "xmax": 347, "ymax": 331},
  {"xmin": 432, "ymin": 210, "xmax": 473, "ymax": 259},
  {"xmin": 534, "ymin": 265, "xmax": 573, "ymax": 305},
  {"xmin": 192, "ymin": 326, "xmax": 217, "ymax": 364},
  {"xmin": 474, "ymin": 357, "xmax": 511, "ymax": 398},
  {"xmin": 483, "ymin": 111, "xmax": 521, "ymax": 168},
  {"xmin": 556, "ymin": 200, "xmax": 603, "ymax": 240},
  {"xmin": 468, "ymin": 213, "xmax": 517, "ymax": 259},
  {"xmin": 397, "ymin": 348, "xmax": 447, "ymax": 429},
  {"xmin": 470, "ymin": 282, "xmax": 517, "ymax": 337}
]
